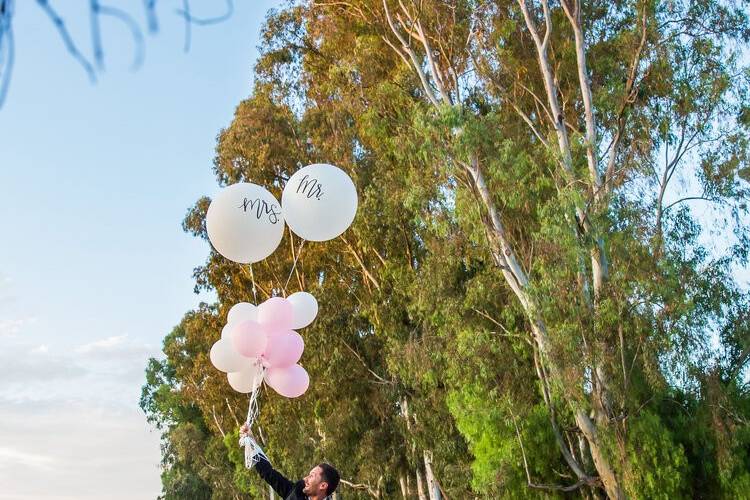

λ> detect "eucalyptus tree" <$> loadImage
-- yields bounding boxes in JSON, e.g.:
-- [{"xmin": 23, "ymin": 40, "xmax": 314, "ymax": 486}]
[
  {"xmin": 144, "ymin": 0, "xmax": 750, "ymax": 497},
  {"xmin": 294, "ymin": 0, "xmax": 750, "ymax": 496}
]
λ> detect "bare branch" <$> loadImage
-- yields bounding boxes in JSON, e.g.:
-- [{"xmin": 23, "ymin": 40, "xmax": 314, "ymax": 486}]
[
  {"xmin": 340, "ymin": 478, "xmax": 381, "ymax": 498},
  {"xmin": 472, "ymin": 307, "xmax": 532, "ymax": 345},
  {"xmin": 511, "ymin": 405, "xmax": 599, "ymax": 493},
  {"xmin": 663, "ymin": 195, "xmax": 718, "ymax": 212},
  {"xmin": 37, "ymin": 0, "xmax": 96, "ymax": 82},
  {"xmin": 381, "ymin": 34, "xmax": 411, "ymax": 67},
  {"xmin": 560, "ymin": 0, "xmax": 601, "ymax": 198},
  {"xmin": 510, "ymin": 101, "xmax": 552, "ymax": 150},
  {"xmin": 211, "ymin": 405, "xmax": 226, "ymax": 438},
  {"xmin": 517, "ymin": 81, "xmax": 554, "ymax": 124},
  {"xmin": 225, "ymin": 398, "xmax": 240, "ymax": 427},
  {"xmin": 533, "ymin": 348, "xmax": 593, "ymax": 481},
  {"xmin": 382, "ymin": 0, "xmax": 440, "ymax": 107},
  {"xmin": 312, "ymin": 1, "xmax": 368, "ymax": 21},
  {"xmin": 604, "ymin": 6, "xmax": 649, "ymax": 195},
  {"xmin": 414, "ymin": 18, "xmax": 452, "ymax": 105},
  {"xmin": 340, "ymin": 235, "xmax": 382, "ymax": 290},
  {"xmin": 342, "ymin": 339, "xmax": 394, "ymax": 385}
]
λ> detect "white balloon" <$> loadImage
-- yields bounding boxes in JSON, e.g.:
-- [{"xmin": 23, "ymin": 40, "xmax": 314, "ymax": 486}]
[
  {"xmin": 281, "ymin": 164, "xmax": 358, "ymax": 241},
  {"xmin": 210, "ymin": 338, "xmax": 246, "ymax": 373},
  {"xmin": 206, "ymin": 183, "xmax": 285, "ymax": 263},
  {"xmin": 221, "ymin": 324, "xmax": 234, "ymax": 340},
  {"xmin": 287, "ymin": 292, "xmax": 318, "ymax": 329},
  {"xmin": 227, "ymin": 361, "xmax": 264, "ymax": 393},
  {"xmin": 227, "ymin": 302, "xmax": 257, "ymax": 325}
]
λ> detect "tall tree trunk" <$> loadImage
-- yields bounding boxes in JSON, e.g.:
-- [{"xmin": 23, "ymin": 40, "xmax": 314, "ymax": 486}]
[
  {"xmin": 575, "ymin": 410, "xmax": 625, "ymax": 499},
  {"xmin": 423, "ymin": 450, "xmax": 442, "ymax": 500},
  {"xmin": 416, "ymin": 468, "xmax": 428, "ymax": 500},
  {"xmin": 379, "ymin": 2, "xmax": 625, "ymax": 496},
  {"xmin": 469, "ymin": 158, "xmax": 625, "ymax": 498}
]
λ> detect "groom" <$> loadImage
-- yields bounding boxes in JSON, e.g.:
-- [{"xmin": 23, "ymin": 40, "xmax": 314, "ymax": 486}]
[{"xmin": 240, "ymin": 424, "xmax": 340, "ymax": 500}]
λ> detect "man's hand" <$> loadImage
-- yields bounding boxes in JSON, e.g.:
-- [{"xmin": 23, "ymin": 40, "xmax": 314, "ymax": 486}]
[{"xmin": 239, "ymin": 423, "xmax": 250, "ymax": 438}]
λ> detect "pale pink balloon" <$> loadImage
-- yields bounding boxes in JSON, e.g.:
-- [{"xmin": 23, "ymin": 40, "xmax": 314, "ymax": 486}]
[
  {"xmin": 262, "ymin": 330, "xmax": 304, "ymax": 368},
  {"xmin": 231, "ymin": 320, "xmax": 268, "ymax": 358},
  {"xmin": 265, "ymin": 364, "xmax": 309, "ymax": 398},
  {"xmin": 257, "ymin": 297, "xmax": 294, "ymax": 331}
]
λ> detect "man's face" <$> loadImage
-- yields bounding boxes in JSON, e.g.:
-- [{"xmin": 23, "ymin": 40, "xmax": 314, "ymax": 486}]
[{"xmin": 302, "ymin": 466, "xmax": 327, "ymax": 496}]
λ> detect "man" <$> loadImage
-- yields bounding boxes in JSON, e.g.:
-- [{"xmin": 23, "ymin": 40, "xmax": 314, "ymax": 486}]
[{"xmin": 240, "ymin": 423, "xmax": 340, "ymax": 500}]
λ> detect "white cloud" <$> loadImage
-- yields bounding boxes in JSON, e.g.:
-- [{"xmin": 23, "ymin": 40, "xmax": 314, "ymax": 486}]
[
  {"xmin": 0, "ymin": 317, "xmax": 36, "ymax": 336},
  {"xmin": 0, "ymin": 287, "xmax": 167, "ymax": 498},
  {"xmin": 75, "ymin": 334, "xmax": 128, "ymax": 354},
  {"xmin": 0, "ymin": 399, "xmax": 161, "ymax": 500},
  {"xmin": 0, "ymin": 333, "xmax": 164, "ymax": 499},
  {"xmin": 30, "ymin": 344, "xmax": 49, "ymax": 354},
  {"xmin": 0, "ymin": 334, "xmax": 160, "ymax": 409},
  {"xmin": 74, "ymin": 335, "xmax": 156, "ymax": 363},
  {"xmin": 0, "ymin": 446, "xmax": 55, "ymax": 470},
  {"xmin": 0, "ymin": 345, "xmax": 87, "ymax": 384}
]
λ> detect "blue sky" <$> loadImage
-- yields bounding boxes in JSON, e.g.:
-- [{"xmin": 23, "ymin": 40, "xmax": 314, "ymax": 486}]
[
  {"xmin": 0, "ymin": 1, "xmax": 278, "ymax": 498},
  {"xmin": 0, "ymin": 3, "xmax": 747, "ymax": 500}
]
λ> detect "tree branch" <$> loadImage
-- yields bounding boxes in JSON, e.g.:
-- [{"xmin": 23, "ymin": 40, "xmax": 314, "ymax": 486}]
[
  {"xmin": 382, "ymin": 0, "xmax": 440, "ymax": 107},
  {"xmin": 340, "ymin": 235, "xmax": 382, "ymax": 290},
  {"xmin": 342, "ymin": 339, "xmax": 394, "ymax": 385}
]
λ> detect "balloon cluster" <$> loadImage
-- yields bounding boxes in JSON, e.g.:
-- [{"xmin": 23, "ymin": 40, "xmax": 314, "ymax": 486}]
[
  {"xmin": 210, "ymin": 292, "xmax": 318, "ymax": 398},
  {"xmin": 206, "ymin": 163, "xmax": 358, "ymax": 264},
  {"xmin": 204, "ymin": 163, "xmax": 357, "ymax": 402}
]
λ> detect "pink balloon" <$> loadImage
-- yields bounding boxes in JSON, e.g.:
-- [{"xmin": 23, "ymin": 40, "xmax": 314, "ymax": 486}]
[
  {"xmin": 265, "ymin": 364, "xmax": 309, "ymax": 398},
  {"xmin": 257, "ymin": 297, "xmax": 294, "ymax": 331},
  {"xmin": 231, "ymin": 320, "xmax": 267, "ymax": 358},
  {"xmin": 262, "ymin": 330, "xmax": 304, "ymax": 368}
]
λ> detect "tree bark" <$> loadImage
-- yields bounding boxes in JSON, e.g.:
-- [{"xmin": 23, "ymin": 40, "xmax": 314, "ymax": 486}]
[
  {"xmin": 423, "ymin": 450, "xmax": 442, "ymax": 500},
  {"xmin": 416, "ymin": 468, "xmax": 428, "ymax": 500},
  {"xmin": 575, "ymin": 410, "xmax": 625, "ymax": 499}
]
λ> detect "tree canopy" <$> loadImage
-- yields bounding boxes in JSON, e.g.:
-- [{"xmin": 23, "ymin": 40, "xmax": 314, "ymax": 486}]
[{"xmin": 142, "ymin": 0, "xmax": 750, "ymax": 498}]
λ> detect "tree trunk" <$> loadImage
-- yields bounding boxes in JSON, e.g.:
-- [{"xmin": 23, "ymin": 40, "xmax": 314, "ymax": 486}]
[
  {"xmin": 423, "ymin": 450, "xmax": 442, "ymax": 500},
  {"xmin": 380, "ymin": 4, "xmax": 626, "ymax": 496},
  {"xmin": 575, "ymin": 410, "xmax": 625, "ymax": 499},
  {"xmin": 416, "ymin": 468, "xmax": 428, "ymax": 500},
  {"xmin": 469, "ymin": 159, "xmax": 625, "ymax": 498}
]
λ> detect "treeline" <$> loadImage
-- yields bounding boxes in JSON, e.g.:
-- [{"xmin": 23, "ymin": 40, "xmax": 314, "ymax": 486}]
[{"xmin": 141, "ymin": 1, "xmax": 750, "ymax": 498}]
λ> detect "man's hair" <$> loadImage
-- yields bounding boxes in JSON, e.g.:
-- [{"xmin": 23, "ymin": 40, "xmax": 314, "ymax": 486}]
[{"xmin": 318, "ymin": 463, "xmax": 340, "ymax": 495}]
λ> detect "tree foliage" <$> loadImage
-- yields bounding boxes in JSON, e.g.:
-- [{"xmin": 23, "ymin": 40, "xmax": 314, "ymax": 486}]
[{"xmin": 142, "ymin": 0, "xmax": 750, "ymax": 497}]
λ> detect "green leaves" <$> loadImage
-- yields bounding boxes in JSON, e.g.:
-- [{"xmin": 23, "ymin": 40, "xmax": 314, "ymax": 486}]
[{"xmin": 144, "ymin": 0, "xmax": 750, "ymax": 497}]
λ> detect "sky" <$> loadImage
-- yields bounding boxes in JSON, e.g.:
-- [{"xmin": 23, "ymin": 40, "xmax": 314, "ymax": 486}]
[
  {"xmin": 0, "ymin": 4, "xmax": 748, "ymax": 500},
  {"xmin": 0, "ymin": 1, "xmax": 278, "ymax": 498}
]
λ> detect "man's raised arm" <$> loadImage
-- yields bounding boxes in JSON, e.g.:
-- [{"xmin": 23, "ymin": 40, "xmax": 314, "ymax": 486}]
[
  {"xmin": 254, "ymin": 455, "xmax": 295, "ymax": 498},
  {"xmin": 240, "ymin": 424, "xmax": 295, "ymax": 498}
]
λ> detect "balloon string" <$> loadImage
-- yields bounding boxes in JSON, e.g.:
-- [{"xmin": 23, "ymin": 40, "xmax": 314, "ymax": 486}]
[
  {"xmin": 246, "ymin": 384, "xmax": 261, "ymax": 426},
  {"xmin": 245, "ymin": 364, "xmax": 264, "ymax": 429},
  {"xmin": 243, "ymin": 369, "xmax": 266, "ymax": 469},
  {"xmin": 283, "ymin": 239, "xmax": 306, "ymax": 292},
  {"xmin": 249, "ymin": 263, "xmax": 258, "ymax": 303}
]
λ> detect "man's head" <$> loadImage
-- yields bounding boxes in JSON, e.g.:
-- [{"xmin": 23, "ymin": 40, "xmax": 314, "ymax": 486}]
[{"xmin": 302, "ymin": 463, "xmax": 340, "ymax": 498}]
